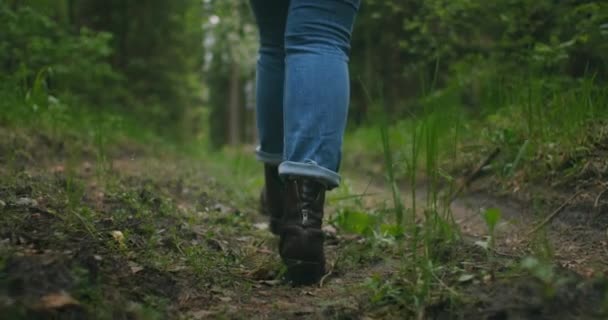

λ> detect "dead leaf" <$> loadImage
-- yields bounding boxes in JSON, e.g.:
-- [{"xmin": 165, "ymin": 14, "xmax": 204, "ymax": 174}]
[
  {"xmin": 293, "ymin": 307, "xmax": 314, "ymax": 315},
  {"xmin": 254, "ymin": 247, "xmax": 273, "ymax": 255},
  {"xmin": 253, "ymin": 222, "xmax": 269, "ymax": 230},
  {"xmin": 110, "ymin": 230, "xmax": 125, "ymax": 247},
  {"xmin": 260, "ymin": 279, "xmax": 281, "ymax": 286},
  {"xmin": 303, "ymin": 291, "xmax": 316, "ymax": 296},
  {"xmin": 190, "ymin": 310, "xmax": 216, "ymax": 319},
  {"xmin": 34, "ymin": 291, "xmax": 79, "ymax": 310},
  {"xmin": 167, "ymin": 265, "xmax": 187, "ymax": 272},
  {"xmin": 323, "ymin": 225, "xmax": 337, "ymax": 238},
  {"xmin": 128, "ymin": 261, "xmax": 144, "ymax": 274},
  {"xmin": 458, "ymin": 274, "xmax": 475, "ymax": 283},
  {"xmin": 236, "ymin": 236, "xmax": 253, "ymax": 242},
  {"xmin": 16, "ymin": 197, "xmax": 38, "ymax": 208},
  {"xmin": 212, "ymin": 203, "xmax": 231, "ymax": 214}
]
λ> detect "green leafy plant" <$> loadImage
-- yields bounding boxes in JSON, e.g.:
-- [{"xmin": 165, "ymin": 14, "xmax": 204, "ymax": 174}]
[
  {"xmin": 520, "ymin": 256, "xmax": 569, "ymax": 299},
  {"xmin": 333, "ymin": 209, "xmax": 379, "ymax": 236},
  {"xmin": 482, "ymin": 208, "xmax": 502, "ymax": 252}
]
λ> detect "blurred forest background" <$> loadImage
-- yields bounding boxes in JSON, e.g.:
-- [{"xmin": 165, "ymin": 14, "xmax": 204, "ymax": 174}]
[
  {"xmin": 1, "ymin": 1, "xmax": 608, "ymax": 318},
  {"xmin": 1, "ymin": 0, "xmax": 607, "ymax": 147}
]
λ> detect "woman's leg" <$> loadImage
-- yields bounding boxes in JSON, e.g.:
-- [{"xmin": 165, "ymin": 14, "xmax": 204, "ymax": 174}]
[
  {"xmin": 249, "ymin": 0, "xmax": 290, "ymax": 165},
  {"xmin": 278, "ymin": 0, "xmax": 360, "ymax": 285},
  {"xmin": 250, "ymin": 0, "xmax": 290, "ymax": 234},
  {"xmin": 280, "ymin": 0, "xmax": 360, "ymax": 189}
]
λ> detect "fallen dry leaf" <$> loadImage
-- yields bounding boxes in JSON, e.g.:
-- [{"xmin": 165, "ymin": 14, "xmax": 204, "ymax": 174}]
[
  {"xmin": 34, "ymin": 291, "xmax": 79, "ymax": 310},
  {"xmin": 253, "ymin": 222, "xmax": 268, "ymax": 230},
  {"xmin": 128, "ymin": 261, "xmax": 144, "ymax": 274},
  {"xmin": 167, "ymin": 265, "xmax": 187, "ymax": 272},
  {"xmin": 189, "ymin": 310, "xmax": 216, "ymax": 319},
  {"xmin": 110, "ymin": 230, "xmax": 125, "ymax": 247},
  {"xmin": 259, "ymin": 279, "xmax": 281, "ymax": 286}
]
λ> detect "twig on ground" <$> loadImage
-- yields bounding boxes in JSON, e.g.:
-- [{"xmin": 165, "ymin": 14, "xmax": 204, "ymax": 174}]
[
  {"xmin": 332, "ymin": 174, "xmax": 378, "ymax": 202},
  {"xmin": 319, "ymin": 269, "xmax": 333, "ymax": 288},
  {"xmin": 331, "ymin": 192, "xmax": 380, "ymax": 201},
  {"xmin": 319, "ymin": 255, "xmax": 341, "ymax": 287},
  {"xmin": 526, "ymin": 191, "xmax": 584, "ymax": 236},
  {"xmin": 449, "ymin": 147, "xmax": 501, "ymax": 204},
  {"xmin": 594, "ymin": 186, "xmax": 608, "ymax": 209},
  {"xmin": 431, "ymin": 271, "xmax": 460, "ymax": 298},
  {"xmin": 490, "ymin": 248, "xmax": 523, "ymax": 259}
]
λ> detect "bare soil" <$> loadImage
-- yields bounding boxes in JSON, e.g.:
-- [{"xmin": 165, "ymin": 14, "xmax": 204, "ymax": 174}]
[{"xmin": 1, "ymin": 128, "xmax": 607, "ymax": 319}]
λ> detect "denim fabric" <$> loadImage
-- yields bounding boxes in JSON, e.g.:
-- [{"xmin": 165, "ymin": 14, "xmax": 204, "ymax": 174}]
[{"xmin": 250, "ymin": 0, "xmax": 360, "ymax": 189}]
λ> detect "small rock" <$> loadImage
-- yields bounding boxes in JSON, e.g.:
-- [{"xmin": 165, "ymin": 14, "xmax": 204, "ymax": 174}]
[
  {"xmin": 212, "ymin": 203, "xmax": 231, "ymax": 214},
  {"xmin": 16, "ymin": 197, "xmax": 38, "ymax": 208},
  {"xmin": 0, "ymin": 200, "xmax": 5, "ymax": 208},
  {"xmin": 323, "ymin": 225, "xmax": 337, "ymax": 238},
  {"xmin": 253, "ymin": 222, "xmax": 269, "ymax": 230}
]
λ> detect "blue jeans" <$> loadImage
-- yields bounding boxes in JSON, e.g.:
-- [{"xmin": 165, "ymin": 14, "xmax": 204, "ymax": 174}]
[{"xmin": 250, "ymin": 0, "xmax": 360, "ymax": 190}]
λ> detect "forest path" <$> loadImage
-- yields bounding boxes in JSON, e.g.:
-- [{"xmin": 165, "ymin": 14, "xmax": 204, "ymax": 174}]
[
  {"xmin": 345, "ymin": 171, "xmax": 608, "ymax": 277},
  {"xmin": 107, "ymin": 157, "xmax": 400, "ymax": 319},
  {"xmin": 1, "ymin": 134, "xmax": 607, "ymax": 319}
]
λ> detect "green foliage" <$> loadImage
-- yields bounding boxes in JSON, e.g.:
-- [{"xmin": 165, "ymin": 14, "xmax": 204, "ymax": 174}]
[
  {"xmin": 0, "ymin": 5, "xmax": 119, "ymax": 103},
  {"xmin": 520, "ymin": 256, "xmax": 569, "ymax": 298},
  {"xmin": 350, "ymin": 0, "xmax": 608, "ymax": 118},
  {"xmin": 203, "ymin": 0, "xmax": 258, "ymax": 148},
  {"xmin": 0, "ymin": 1, "xmax": 203, "ymax": 139},
  {"xmin": 483, "ymin": 208, "xmax": 501, "ymax": 236},
  {"xmin": 333, "ymin": 209, "xmax": 379, "ymax": 236},
  {"xmin": 73, "ymin": 0, "xmax": 204, "ymax": 132},
  {"xmin": 478, "ymin": 208, "xmax": 502, "ymax": 252}
]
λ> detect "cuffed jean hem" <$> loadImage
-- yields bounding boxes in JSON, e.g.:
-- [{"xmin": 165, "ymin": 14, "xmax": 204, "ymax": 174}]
[
  {"xmin": 279, "ymin": 160, "xmax": 340, "ymax": 190},
  {"xmin": 255, "ymin": 146, "xmax": 283, "ymax": 165}
]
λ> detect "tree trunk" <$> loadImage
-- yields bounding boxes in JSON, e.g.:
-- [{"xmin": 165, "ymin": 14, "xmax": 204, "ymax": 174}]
[
  {"xmin": 67, "ymin": 0, "xmax": 75, "ymax": 26},
  {"xmin": 228, "ymin": 63, "xmax": 241, "ymax": 145}
]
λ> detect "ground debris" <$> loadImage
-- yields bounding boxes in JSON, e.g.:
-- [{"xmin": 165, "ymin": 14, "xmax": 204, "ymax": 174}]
[
  {"xmin": 15, "ymin": 197, "xmax": 38, "ymax": 208},
  {"xmin": 33, "ymin": 291, "xmax": 80, "ymax": 310}
]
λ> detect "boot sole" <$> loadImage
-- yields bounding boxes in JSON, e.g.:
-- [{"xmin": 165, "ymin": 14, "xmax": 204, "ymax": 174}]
[
  {"xmin": 279, "ymin": 226, "xmax": 326, "ymax": 285},
  {"xmin": 283, "ymin": 258, "xmax": 325, "ymax": 285},
  {"xmin": 269, "ymin": 218, "xmax": 282, "ymax": 235}
]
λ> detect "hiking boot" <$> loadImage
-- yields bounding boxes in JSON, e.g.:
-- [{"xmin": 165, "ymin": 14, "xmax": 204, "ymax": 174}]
[
  {"xmin": 259, "ymin": 164, "xmax": 284, "ymax": 235},
  {"xmin": 279, "ymin": 176, "xmax": 326, "ymax": 285}
]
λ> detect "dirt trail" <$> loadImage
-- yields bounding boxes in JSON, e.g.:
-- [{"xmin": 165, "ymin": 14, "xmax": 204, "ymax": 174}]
[
  {"xmin": 106, "ymin": 157, "xmax": 608, "ymax": 318},
  {"xmin": 346, "ymin": 173, "xmax": 608, "ymax": 277},
  {"xmin": 92, "ymin": 158, "xmax": 398, "ymax": 319},
  {"xmin": 2, "ymin": 130, "xmax": 607, "ymax": 319}
]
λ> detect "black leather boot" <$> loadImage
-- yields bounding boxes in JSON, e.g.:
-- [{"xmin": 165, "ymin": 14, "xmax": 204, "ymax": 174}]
[
  {"xmin": 259, "ymin": 164, "xmax": 284, "ymax": 235},
  {"xmin": 279, "ymin": 177, "xmax": 326, "ymax": 285}
]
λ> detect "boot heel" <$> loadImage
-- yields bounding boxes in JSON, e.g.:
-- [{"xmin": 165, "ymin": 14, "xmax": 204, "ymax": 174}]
[
  {"xmin": 283, "ymin": 258, "xmax": 325, "ymax": 285},
  {"xmin": 280, "ymin": 177, "xmax": 327, "ymax": 285},
  {"xmin": 259, "ymin": 165, "xmax": 285, "ymax": 235},
  {"xmin": 279, "ymin": 226, "xmax": 326, "ymax": 285}
]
